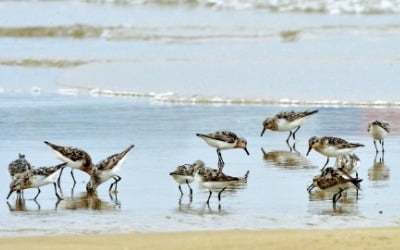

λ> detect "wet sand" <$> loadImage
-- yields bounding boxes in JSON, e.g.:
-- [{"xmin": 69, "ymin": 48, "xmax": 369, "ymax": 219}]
[{"xmin": 1, "ymin": 228, "xmax": 399, "ymax": 250}]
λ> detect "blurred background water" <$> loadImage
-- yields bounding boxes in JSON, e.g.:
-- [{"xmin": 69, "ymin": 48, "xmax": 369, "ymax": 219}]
[{"xmin": 0, "ymin": 0, "xmax": 399, "ymax": 103}]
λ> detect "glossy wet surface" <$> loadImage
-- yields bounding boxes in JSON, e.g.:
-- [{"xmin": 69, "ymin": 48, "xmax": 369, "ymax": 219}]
[{"xmin": 1, "ymin": 94, "xmax": 399, "ymax": 236}]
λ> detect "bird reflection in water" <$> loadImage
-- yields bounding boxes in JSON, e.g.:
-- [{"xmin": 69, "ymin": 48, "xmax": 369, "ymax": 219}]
[
  {"xmin": 6, "ymin": 196, "xmax": 63, "ymax": 211},
  {"xmin": 7, "ymin": 197, "xmax": 39, "ymax": 211},
  {"xmin": 368, "ymin": 153, "xmax": 389, "ymax": 182},
  {"xmin": 261, "ymin": 146, "xmax": 313, "ymax": 169},
  {"xmin": 175, "ymin": 197, "xmax": 230, "ymax": 215},
  {"xmin": 308, "ymin": 189, "xmax": 360, "ymax": 214},
  {"xmin": 60, "ymin": 192, "xmax": 120, "ymax": 211}
]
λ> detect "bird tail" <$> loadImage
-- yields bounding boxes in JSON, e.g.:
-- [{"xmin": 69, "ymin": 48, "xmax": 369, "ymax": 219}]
[
  {"xmin": 43, "ymin": 141, "xmax": 62, "ymax": 151},
  {"xmin": 351, "ymin": 178, "xmax": 363, "ymax": 190},
  {"xmin": 237, "ymin": 170, "xmax": 250, "ymax": 183},
  {"xmin": 305, "ymin": 109, "xmax": 319, "ymax": 116}
]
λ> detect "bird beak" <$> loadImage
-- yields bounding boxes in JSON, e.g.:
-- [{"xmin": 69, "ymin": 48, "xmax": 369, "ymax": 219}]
[
  {"xmin": 260, "ymin": 128, "xmax": 266, "ymax": 137},
  {"xmin": 306, "ymin": 146, "xmax": 312, "ymax": 156},
  {"xmin": 244, "ymin": 147, "xmax": 250, "ymax": 155},
  {"xmin": 6, "ymin": 190, "xmax": 14, "ymax": 199}
]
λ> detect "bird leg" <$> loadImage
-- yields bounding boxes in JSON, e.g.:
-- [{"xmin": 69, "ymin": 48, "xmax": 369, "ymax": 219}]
[
  {"xmin": 332, "ymin": 188, "xmax": 344, "ymax": 206},
  {"xmin": 109, "ymin": 176, "xmax": 122, "ymax": 192},
  {"xmin": 307, "ymin": 184, "xmax": 314, "ymax": 193},
  {"xmin": 321, "ymin": 157, "xmax": 330, "ymax": 171},
  {"xmin": 70, "ymin": 169, "xmax": 77, "ymax": 185},
  {"xmin": 186, "ymin": 180, "xmax": 193, "ymax": 196},
  {"xmin": 54, "ymin": 183, "xmax": 62, "ymax": 200},
  {"xmin": 292, "ymin": 126, "xmax": 301, "ymax": 140},
  {"xmin": 33, "ymin": 188, "xmax": 41, "ymax": 200},
  {"xmin": 218, "ymin": 187, "xmax": 227, "ymax": 202},
  {"xmin": 206, "ymin": 191, "xmax": 213, "ymax": 204},
  {"xmin": 373, "ymin": 140, "xmax": 378, "ymax": 153},
  {"xmin": 217, "ymin": 149, "xmax": 224, "ymax": 166},
  {"xmin": 178, "ymin": 184, "xmax": 183, "ymax": 195},
  {"xmin": 286, "ymin": 131, "xmax": 293, "ymax": 143},
  {"xmin": 381, "ymin": 139, "xmax": 385, "ymax": 153},
  {"xmin": 57, "ymin": 167, "xmax": 65, "ymax": 189}
]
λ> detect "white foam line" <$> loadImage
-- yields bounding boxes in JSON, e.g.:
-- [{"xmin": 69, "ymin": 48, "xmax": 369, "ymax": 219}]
[
  {"xmin": 60, "ymin": 87, "xmax": 400, "ymax": 107},
  {"xmin": 58, "ymin": 88, "xmax": 80, "ymax": 96}
]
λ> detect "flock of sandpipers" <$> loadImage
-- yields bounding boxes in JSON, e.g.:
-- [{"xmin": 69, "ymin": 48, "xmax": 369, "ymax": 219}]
[{"xmin": 6, "ymin": 109, "xmax": 390, "ymax": 208}]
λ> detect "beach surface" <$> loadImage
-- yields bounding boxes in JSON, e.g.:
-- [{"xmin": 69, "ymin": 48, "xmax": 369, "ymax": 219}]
[{"xmin": 2, "ymin": 228, "xmax": 399, "ymax": 250}]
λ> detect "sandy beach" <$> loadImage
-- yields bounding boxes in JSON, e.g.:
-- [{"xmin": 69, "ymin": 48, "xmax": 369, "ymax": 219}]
[
  {"xmin": 1, "ymin": 0, "xmax": 400, "ymax": 244},
  {"xmin": 1, "ymin": 228, "xmax": 399, "ymax": 250}
]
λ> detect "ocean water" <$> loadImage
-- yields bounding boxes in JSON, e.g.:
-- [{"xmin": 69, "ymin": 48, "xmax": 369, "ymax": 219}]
[
  {"xmin": 1, "ymin": 0, "xmax": 400, "ymax": 237},
  {"xmin": 0, "ymin": 94, "xmax": 400, "ymax": 237}
]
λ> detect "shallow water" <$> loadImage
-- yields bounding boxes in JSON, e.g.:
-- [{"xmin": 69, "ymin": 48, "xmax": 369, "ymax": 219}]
[
  {"xmin": 1, "ymin": 0, "xmax": 400, "ymax": 237},
  {"xmin": 0, "ymin": 93, "xmax": 400, "ymax": 237}
]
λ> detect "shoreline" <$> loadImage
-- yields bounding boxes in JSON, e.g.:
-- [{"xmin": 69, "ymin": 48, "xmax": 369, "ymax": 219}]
[
  {"xmin": 1, "ymin": 228, "xmax": 399, "ymax": 249},
  {"xmin": 6, "ymin": 87, "xmax": 400, "ymax": 108}
]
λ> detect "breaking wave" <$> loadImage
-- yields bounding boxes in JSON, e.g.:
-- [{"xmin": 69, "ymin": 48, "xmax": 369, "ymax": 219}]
[
  {"xmin": 82, "ymin": 0, "xmax": 400, "ymax": 14},
  {"xmin": 85, "ymin": 88, "xmax": 400, "ymax": 107}
]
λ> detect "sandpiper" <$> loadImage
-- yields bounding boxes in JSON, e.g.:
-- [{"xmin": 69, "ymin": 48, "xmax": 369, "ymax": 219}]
[
  {"xmin": 44, "ymin": 141, "xmax": 93, "ymax": 185},
  {"xmin": 196, "ymin": 168, "xmax": 249, "ymax": 204},
  {"xmin": 86, "ymin": 145, "xmax": 134, "ymax": 193},
  {"xmin": 8, "ymin": 153, "xmax": 32, "ymax": 179},
  {"xmin": 307, "ymin": 167, "xmax": 362, "ymax": 206},
  {"xmin": 7, "ymin": 163, "xmax": 67, "ymax": 200},
  {"xmin": 169, "ymin": 160, "xmax": 205, "ymax": 196},
  {"xmin": 335, "ymin": 153, "xmax": 360, "ymax": 175},
  {"xmin": 368, "ymin": 120, "xmax": 390, "ymax": 153},
  {"xmin": 261, "ymin": 110, "xmax": 318, "ymax": 143},
  {"xmin": 8, "ymin": 154, "xmax": 33, "ymax": 198},
  {"xmin": 306, "ymin": 136, "xmax": 364, "ymax": 170},
  {"xmin": 196, "ymin": 131, "xmax": 249, "ymax": 169}
]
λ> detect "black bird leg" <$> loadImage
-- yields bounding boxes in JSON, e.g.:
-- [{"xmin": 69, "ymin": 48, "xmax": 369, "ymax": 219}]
[
  {"xmin": 217, "ymin": 149, "xmax": 224, "ymax": 166},
  {"xmin": 33, "ymin": 188, "xmax": 41, "ymax": 200},
  {"xmin": 206, "ymin": 191, "xmax": 213, "ymax": 204},
  {"xmin": 307, "ymin": 184, "xmax": 314, "ymax": 193},
  {"xmin": 321, "ymin": 157, "xmax": 330, "ymax": 171},
  {"xmin": 57, "ymin": 167, "xmax": 65, "ymax": 189},
  {"xmin": 54, "ymin": 183, "xmax": 62, "ymax": 200},
  {"xmin": 332, "ymin": 188, "xmax": 344, "ymax": 206},
  {"xmin": 286, "ymin": 131, "xmax": 293, "ymax": 143},
  {"xmin": 70, "ymin": 169, "xmax": 77, "ymax": 185},
  {"xmin": 109, "ymin": 176, "xmax": 122, "ymax": 192},
  {"xmin": 292, "ymin": 126, "xmax": 301, "ymax": 140},
  {"xmin": 186, "ymin": 180, "xmax": 193, "ymax": 196},
  {"xmin": 218, "ymin": 187, "xmax": 227, "ymax": 202},
  {"xmin": 178, "ymin": 184, "xmax": 183, "ymax": 195},
  {"xmin": 373, "ymin": 140, "xmax": 378, "ymax": 153}
]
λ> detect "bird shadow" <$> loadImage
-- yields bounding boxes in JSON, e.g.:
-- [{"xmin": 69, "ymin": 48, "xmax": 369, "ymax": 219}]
[
  {"xmin": 368, "ymin": 152, "xmax": 390, "ymax": 182},
  {"xmin": 261, "ymin": 147, "xmax": 314, "ymax": 169},
  {"xmin": 57, "ymin": 192, "xmax": 121, "ymax": 211}
]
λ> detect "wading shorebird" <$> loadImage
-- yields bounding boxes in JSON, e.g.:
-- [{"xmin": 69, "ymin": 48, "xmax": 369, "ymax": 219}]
[
  {"xmin": 44, "ymin": 141, "xmax": 93, "ymax": 186},
  {"xmin": 196, "ymin": 168, "xmax": 249, "ymax": 204},
  {"xmin": 8, "ymin": 154, "xmax": 32, "ymax": 179},
  {"xmin": 86, "ymin": 145, "xmax": 134, "ymax": 193},
  {"xmin": 8, "ymin": 154, "xmax": 34, "ymax": 198},
  {"xmin": 368, "ymin": 120, "xmax": 390, "ymax": 153},
  {"xmin": 196, "ymin": 131, "xmax": 249, "ymax": 170},
  {"xmin": 7, "ymin": 163, "xmax": 67, "ymax": 201},
  {"xmin": 307, "ymin": 167, "xmax": 362, "ymax": 207},
  {"xmin": 335, "ymin": 153, "xmax": 360, "ymax": 175},
  {"xmin": 306, "ymin": 136, "xmax": 364, "ymax": 171},
  {"xmin": 261, "ymin": 110, "xmax": 318, "ymax": 143},
  {"xmin": 169, "ymin": 160, "xmax": 205, "ymax": 196}
]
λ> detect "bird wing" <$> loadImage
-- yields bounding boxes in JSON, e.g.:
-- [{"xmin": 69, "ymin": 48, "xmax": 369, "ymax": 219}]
[{"xmin": 210, "ymin": 131, "xmax": 238, "ymax": 143}]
